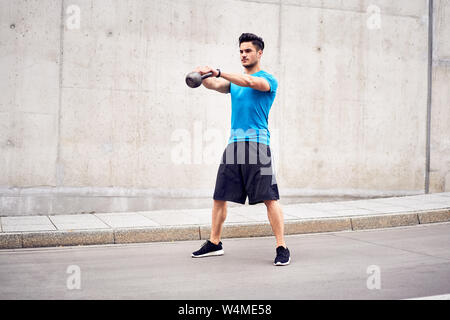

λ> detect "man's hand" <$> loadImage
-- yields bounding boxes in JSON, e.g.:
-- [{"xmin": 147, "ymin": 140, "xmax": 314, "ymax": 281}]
[
  {"xmin": 194, "ymin": 66, "xmax": 229, "ymax": 94},
  {"xmin": 195, "ymin": 66, "xmax": 219, "ymax": 77}
]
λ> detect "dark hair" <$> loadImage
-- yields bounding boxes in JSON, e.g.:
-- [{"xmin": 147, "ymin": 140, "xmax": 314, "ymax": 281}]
[{"xmin": 239, "ymin": 33, "xmax": 264, "ymax": 51}]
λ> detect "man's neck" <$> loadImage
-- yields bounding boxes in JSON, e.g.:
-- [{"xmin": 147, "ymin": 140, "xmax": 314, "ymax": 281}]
[{"xmin": 244, "ymin": 64, "xmax": 261, "ymax": 75}]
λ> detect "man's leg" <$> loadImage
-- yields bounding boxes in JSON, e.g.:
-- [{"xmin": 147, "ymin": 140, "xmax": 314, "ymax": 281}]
[
  {"xmin": 210, "ymin": 199, "xmax": 227, "ymax": 245},
  {"xmin": 192, "ymin": 199, "xmax": 227, "ymax": 258},
  {"xmin": 264, "ymin": 200, "xmax": 286, "ymax": 248}
]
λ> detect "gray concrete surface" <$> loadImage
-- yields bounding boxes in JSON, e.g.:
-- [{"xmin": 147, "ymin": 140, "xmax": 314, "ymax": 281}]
[
  {"xmin": 0, "ymin": 222, "xmax": 449, "ymax": 299},
  {"xmin": 1, "ymin": 0, "xmax": 449, "ymax": 215}
]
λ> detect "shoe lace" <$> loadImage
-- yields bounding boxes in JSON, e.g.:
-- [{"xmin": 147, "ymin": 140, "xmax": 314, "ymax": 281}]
[{"xmin": 200, "ymin": 240, "xmax": 210, "ymax": 249}]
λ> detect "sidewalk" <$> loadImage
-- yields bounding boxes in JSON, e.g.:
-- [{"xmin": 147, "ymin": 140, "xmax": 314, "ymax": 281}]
[{"xmin": 1, "ymin": 192, "xmax": 449, "ymax": 249}]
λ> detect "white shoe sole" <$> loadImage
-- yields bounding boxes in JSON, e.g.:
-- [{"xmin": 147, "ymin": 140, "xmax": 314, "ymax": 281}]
[
  {"xmin": 274, "ymin": 257, "xmax": 291, "ymax": 266},
  {"xmin": 191, "ymin": 249, "xmax": 224, "ymax": 258}
]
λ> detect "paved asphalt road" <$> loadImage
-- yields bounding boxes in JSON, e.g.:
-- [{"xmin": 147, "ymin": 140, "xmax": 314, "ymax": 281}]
[{"xmin": 0, "ymin": 222, "xmax": 449, "ymax": 300}]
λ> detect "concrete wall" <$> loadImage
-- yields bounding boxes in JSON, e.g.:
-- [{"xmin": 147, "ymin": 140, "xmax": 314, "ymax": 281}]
[{"xmin": 0, "ymin": 0, "xmax": 449, "ymax": 215}]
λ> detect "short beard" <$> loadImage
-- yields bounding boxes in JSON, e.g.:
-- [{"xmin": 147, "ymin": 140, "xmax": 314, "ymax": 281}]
[{"xmin": 243, "ymin": 60, "xmax": 257, "ymax": 69}]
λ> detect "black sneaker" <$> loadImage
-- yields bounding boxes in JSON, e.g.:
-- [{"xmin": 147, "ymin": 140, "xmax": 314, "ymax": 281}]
[
  {"xmin": 274, "ymin": 246, "xmax": 290, "ymax": 266},
  {"xmin": 191, "ymin": 240, "xmax": 224, "ymax": 258}
]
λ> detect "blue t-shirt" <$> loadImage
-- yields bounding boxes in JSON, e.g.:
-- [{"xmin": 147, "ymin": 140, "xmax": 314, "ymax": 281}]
[{"xmin": 228, "ymin": 70, "xmax": 278, "ymax": 146}]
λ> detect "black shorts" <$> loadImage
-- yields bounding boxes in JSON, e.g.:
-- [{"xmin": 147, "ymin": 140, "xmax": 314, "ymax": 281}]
[{"xmin": 213, "ymin": 141, "xmax": 280, "ymax": 205}]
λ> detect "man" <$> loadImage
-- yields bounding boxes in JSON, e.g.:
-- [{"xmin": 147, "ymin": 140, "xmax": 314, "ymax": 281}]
[{"xmin": 191, "ymin": 33, "xmax": 290, "ymax": 266}]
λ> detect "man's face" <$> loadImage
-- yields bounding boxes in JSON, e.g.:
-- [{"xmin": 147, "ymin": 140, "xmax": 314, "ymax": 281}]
[{"xmin": 239, "ymin": 42, "xmax": 261, "ymax": 69}]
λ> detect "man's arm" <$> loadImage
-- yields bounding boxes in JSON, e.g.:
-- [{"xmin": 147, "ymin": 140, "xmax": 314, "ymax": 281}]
[
  {"xmin": 220, "ymin": 72, "xmax": 270, "ymax": 92},
  {"xmin": 202, "ymin": 77, "xmax": 231, "ymax": 94},
  {"xmin": 195, "ymin": 66, "xmax": 230, "ymax": 94},
  {"xmin": 195, "ymin": 66, "xmax": 271, "ymax": 93}
]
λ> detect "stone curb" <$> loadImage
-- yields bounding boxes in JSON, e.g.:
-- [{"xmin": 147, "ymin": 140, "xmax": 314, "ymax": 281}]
[
  {"xmin": 284, "ymin": 217, "xmax": 352, "ymax": 235},
  {"xmin": 0, "ymin": 233, "xmax": 22, "ymax": 249},
  {"xmin": 200, "ymin": 222, "xmax": 274, "ymax": 240},
  {"xmin": 0, "ymin": 209, "xmax": 449, "ymax": 249},
  {"xmin": 351, "ymin": 213, "xmax": 419, "ymax": 230},
  {"xmin": 22, "ymin": 229, "xmax": 114, "ymax": 248},
  {"xmin": 114, "ymin": 226, "xmax": 199, "ymax": 244},
  {"xmin": 417, "ymin": 209, "xmax": 450, "ymax": 224}
]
